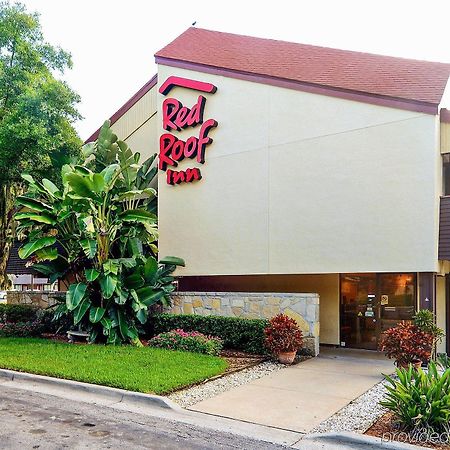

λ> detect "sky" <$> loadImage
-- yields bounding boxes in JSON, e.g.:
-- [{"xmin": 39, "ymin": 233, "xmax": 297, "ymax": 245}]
[{"xmin": 19, "ymin": 0, "xmax": 450, "ymax": 140}]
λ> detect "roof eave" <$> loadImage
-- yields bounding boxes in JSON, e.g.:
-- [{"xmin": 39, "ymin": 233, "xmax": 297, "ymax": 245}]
[{"xmin": 155, "ymin": 56, "xmax": 439, "ymax": 115}]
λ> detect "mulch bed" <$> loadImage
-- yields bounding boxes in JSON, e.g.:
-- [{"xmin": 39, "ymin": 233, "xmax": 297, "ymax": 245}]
[{"xmin": 366, "ymin": 412, "xmax": 450, "ymax": 449}]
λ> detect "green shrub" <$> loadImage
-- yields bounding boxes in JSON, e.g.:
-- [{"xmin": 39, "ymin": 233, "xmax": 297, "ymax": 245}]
[
  {"xmin": 0, "ymin": 304, "xmax": 38, "ymax": 324},
  {"xmin": 0, "ymin": 321, "xmax": 44, "ymax": 337},
  {"xmin": 148, "ymin": 314, "xmax": 268, "ymax": 354},
  {"xmin": 381, "ymin": 362, "xmax": 450, "ymax": 433},
  {"xmin": 149, "ymin": 329, "xmax": 223, "ymax": 356},
  {"xmin": 37, "ymin": 309, "xmax": 71, "ymax": 334},
  {"xmin": 437, "ymin": 353, "xmax": 450, "ymax": 370}
]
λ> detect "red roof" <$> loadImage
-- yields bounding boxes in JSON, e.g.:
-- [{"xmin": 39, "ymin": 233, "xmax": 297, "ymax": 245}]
[{"xmin": 155, "ymin": 28, "xmax": 450, "ymax": 106}]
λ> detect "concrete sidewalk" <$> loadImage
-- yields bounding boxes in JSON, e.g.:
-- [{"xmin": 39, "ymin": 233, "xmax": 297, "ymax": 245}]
[{"xmin": 189, "ymin": 347, "xmax": 394, "ymax": 433}]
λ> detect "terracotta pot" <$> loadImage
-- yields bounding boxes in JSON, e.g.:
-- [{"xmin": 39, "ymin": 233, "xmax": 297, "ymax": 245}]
[
  {"xmin": 277, "ymin": 351, "xmax": 297, "ymax": 364},
  {"xmin": 397, "ymin": 359, "xmax": 422, "ymax": 370}
]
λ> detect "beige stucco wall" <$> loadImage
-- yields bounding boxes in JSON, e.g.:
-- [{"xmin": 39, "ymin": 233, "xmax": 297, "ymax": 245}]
[
  {"xmin": 111, "ymin": 85, "xmax": 158, "ymax": 162},
  {"xmin": 436, "ymin": 275, "xmax": 447, "ymax": 354},
  {"xmin": 157, "ymin": 65, "xmax": 441, "ymax": 276}
]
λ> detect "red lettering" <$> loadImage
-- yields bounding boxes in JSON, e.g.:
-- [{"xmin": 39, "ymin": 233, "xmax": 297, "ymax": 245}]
[
  {"xmin": 176, "ymin": 107, "xmax": 189, "ymax": 128},
  {"xmin": 196, "ymin": 119, "xmax": 218, "ymax": 164},
  {"xmin": 159, "ymin": 134, "xmax": 177, "ymax": 170},
  {"xmin": 162, "ymin": 96, "xmax": 206, "ymax": 131},
  {"xmin": 162, "ymin": 98, "xmax": 181, "ymax": 131},
  {"xmin": 171, "ymin": 140, "xmax": 185, "ymax": 162},
  {"xmin": 166, "ymin": 168, "xmax": 202, "ymax": 185},
  {"xmin": 187, "ymin": 96, "xmax": 206, "ymax": 127},
  {"xmin": 159, "ymin": 78, "xmax": 218, "ymax": 185},
  {"xmin": 184, "ymin": 136, "xmax": 198, "ymax": 158},
  {"xmin": 185, "ymin": 168, "xmax": 202, "ymax": 182}
]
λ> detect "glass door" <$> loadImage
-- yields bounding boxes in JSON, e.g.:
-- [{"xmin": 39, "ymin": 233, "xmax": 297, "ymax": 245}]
[
  {"xmin": 340, "ymin": 273, "xmax": 416, "ymax": 350},
  {"xmin": 340, "ymin": 274, "xmax": 378, "ymax": 349}
]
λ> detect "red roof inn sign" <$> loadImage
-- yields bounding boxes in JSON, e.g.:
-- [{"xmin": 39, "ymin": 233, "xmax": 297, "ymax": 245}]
[{"xmin": 158, "ymin": 76, "xmax": 218, "ymax": 185}]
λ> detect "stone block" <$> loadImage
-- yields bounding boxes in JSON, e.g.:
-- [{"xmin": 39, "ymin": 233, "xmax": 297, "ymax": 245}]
[
  {"xmin": 231, "ymin": 307, "xmax": 243, "ymax": 317},
  {"xmin": 306, "ymin": 304, "xmax": 318, "ymax": 321},
  {"xmin": 312, "ymin": 322, "xmax": 320, "ymax": 337},
  {"xmin": 267, "ymin": 297, "xmax": 281, "ymax": 305},
  {"xmin": 192, "ymin": 297, "xmax": 203, "ymax": 308},
  {"xmin": 249, "ymin": 302, "xmax": 261, "ymax": 314},
  {"xmin": 299, "ymin": 336, "xmax": 320, "ymax": 356},
  {"xmin": 231, "ymin": 298, "xmax": 245, "ymax": 308},
  {"xmin": 221, "ymin": 298, "xmax": 230, "ymax": 306},
  {"xmin": 172, "ymin": 306, "xmax": 182, "ymax": 314},
  {"xmin": 280, "ymin": 299, "xmax": 291, "ymax": 310},
  {"xmin": 211, "ymin": 298, "xmax": 221, "ymax": 310},
  {"xmin": 183, "ymin": 303, "xmax": 193, "ymax": 314},
  {"xmin": 172, "ymin": 297, "xmax": 182, "ymax": 306},
  {"xmin": 283, "ymin": 308, "xmax": 310, "ymax": 334}
]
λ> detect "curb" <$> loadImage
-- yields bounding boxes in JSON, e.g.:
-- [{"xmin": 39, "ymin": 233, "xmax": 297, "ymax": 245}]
[
  {"xmin": 0, "ymin": 368, "xmax": 181, "ymax": 411},
  {"xmin": 298, "ymin": 432, "xmax": 427, "ymax": 449}
]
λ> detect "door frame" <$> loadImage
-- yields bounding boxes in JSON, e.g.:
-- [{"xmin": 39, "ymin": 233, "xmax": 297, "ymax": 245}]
[{"xmin": 339, "ymin": 272, "xmax": 417, "ymax": 350}]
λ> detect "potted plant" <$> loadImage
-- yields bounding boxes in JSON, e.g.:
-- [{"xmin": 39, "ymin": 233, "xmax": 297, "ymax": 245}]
[
  {"xmin": 379, "ymin": 321, "xmax": 433, "ymax": 369},
  {"xmin": 264, "ymin": 314, "xmax": 303, "ymax": 364}
]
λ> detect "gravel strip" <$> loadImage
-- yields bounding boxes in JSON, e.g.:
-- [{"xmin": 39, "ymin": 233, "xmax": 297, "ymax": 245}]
[
  {"xmin": 168, "ymin": 361, "xmax": 285, "ymax": 408},
  {"xmin": 311, "ymin": 378, "xmax": 390, "ymax": 434}
]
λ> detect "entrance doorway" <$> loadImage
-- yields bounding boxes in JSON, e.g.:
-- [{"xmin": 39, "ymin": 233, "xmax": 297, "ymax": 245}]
[{"xmin": 340, "ymin": 273, "xmax": 416, "ymax": 350}]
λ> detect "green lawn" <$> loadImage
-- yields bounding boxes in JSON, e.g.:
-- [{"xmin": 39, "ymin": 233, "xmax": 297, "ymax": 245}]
[{"xmin": 0, "ymin": 337, "xmax": 227, "ymax": 394}]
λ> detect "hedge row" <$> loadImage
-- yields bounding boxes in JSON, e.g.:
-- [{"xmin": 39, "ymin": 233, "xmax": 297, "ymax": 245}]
[
  {"xmin": 0, "ymin": 304, "xmax": 38, "ymax": 324},
  {"xmin": 0, "ymin": 304, "xmax": 71, "ymax": 336},
  {"xmin": 148, "ymin": 314, "xmax": 268, "ymax": 354}
]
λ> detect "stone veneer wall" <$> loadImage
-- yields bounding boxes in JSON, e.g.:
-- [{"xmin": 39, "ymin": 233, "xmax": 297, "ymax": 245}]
[
  {"xmin": 168, "ymin": 291, "xmax": 320, "ymax": 355},
  {"xmin": 6, "ymin": 291, "xmax": 64, "ymax": 309}
]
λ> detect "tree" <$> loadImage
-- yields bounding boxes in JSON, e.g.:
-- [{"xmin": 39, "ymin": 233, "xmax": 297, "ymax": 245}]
[
  {"xmin": 16, "ymin": 121, "xmax": 184, "ymax": 345},
  {"xmin": 0, "ymin": 1, "xmax": 81, "ymax": 288}
]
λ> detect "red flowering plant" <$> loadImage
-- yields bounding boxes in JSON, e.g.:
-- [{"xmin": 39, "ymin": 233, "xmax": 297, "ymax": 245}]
[
  {"xmin": 264, "ymin": 314, "xmax": 303, "ymax": 355},
  {"xmin": 379, "ymin": 321, "xmax": 433, "ymax": 367}
]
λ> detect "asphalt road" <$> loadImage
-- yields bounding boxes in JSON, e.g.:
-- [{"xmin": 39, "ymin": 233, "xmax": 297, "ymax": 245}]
[{"xmin": 0, "ymin": 385, "xmax": 287, "ymax": 450}]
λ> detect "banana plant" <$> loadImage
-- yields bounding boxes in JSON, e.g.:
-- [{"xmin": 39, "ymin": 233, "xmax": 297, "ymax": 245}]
[{"xmin": 15, "ymin": 121, "xmax": 184, "ymax": 344}]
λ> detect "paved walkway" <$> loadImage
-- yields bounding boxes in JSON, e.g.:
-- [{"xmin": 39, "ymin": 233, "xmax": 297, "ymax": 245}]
[{"xmin": 189, "ymin": 347, "xmax": 394, "ymax": 433}]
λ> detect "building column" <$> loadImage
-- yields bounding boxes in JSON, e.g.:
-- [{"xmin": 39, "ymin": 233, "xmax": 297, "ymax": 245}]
[{"xmin": 418, "ymin": 272, "xmax": 435, "ymax": 312}]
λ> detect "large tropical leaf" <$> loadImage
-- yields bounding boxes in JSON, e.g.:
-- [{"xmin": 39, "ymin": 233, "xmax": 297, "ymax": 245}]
[
  {"xmin": 42, "ymin": 179, "xmax": 60, "ymax": 197},
  {"xmin": 80, "ymin": 239, "xmax": 97, "ymax": 258},
  {"xmin": 18, "ymin": 237, "xmax": 57, "ymax": 259},
  {"xmin": 65, "ymin": 173, "xmax": 99, "ymax": 200},
  {"xmin": 136, "ymin": 287, "xmax": 165, "ymax": 306},
  {"xmin": 16, "ymin": 196, "xmax": 52, "ymax": 212},
  {"xmin": 117, "ymin": 309, "xmax": 129, "ymax": 339},
  {"xmin": 159, "ymin": 256, "xmax": 185, "ymax": 267},
  {"xmin": 85, "ymin": 269, "xmax": 100, "ymax": 281},
  {"xmin": 99, "ymin": 274, "xmax": 117, "ymax": 299},
  {"xmin": 103, "ymin": 259, "xmax": 119, "ymax": 275},
  {"xmin": 120, "ymin": 209, "xmax": 157, "ymax": 222},
  {"xmin": 124, "ymin": 272, "xmax": 144, "ymax": 289},
  {"xmin": 143, "ymin": 256, "xmax": 158, "ymax": 282},
  {"xmin": 15, "ymin": 211, "xmax": 56, "ymax": 225},
  {"xmin": 89, "ymin": 307, "xmax": 106, "ymax": 323},
  {"xmin": 66, "ymin": 283, "xmax": 88, "ymax": 311},
  {"xmin": 35, "ymin": 247, "xmax": 58, "ymax": 262},
  {"xmin": 74, "ymin": 298, "xmax": 91, "ymax": 325}
]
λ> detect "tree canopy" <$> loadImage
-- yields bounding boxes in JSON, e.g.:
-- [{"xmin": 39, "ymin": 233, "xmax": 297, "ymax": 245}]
[{"xmin": 0, "ymin": 1, "xmax": 82, "ymax": 288}]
